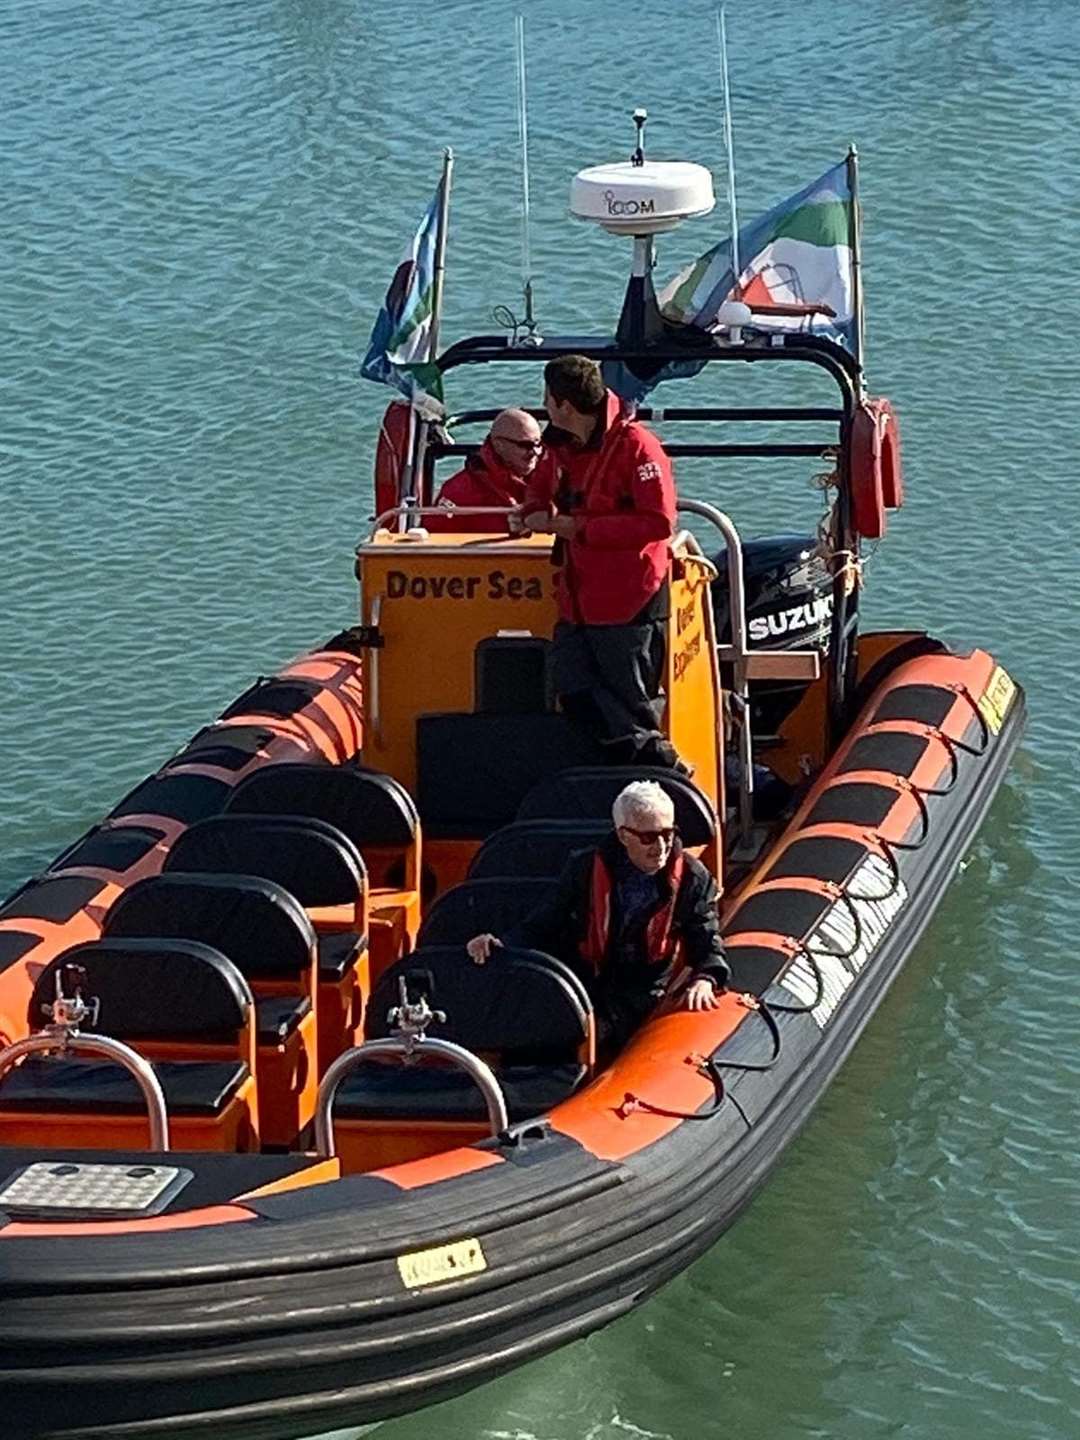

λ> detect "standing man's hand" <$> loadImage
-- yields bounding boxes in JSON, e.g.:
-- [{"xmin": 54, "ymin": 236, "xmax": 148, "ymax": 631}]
[
  {"xmin": 466, "ymin": 934, "xmax": 502, "ymax": 965},
  {"xmin": 548, "ymin": 515, "xmax": 580, "ymax": 540},
  {"xmin": 685, "ymin": 977, "xmax": 723, "ymax": 1011},
  {"xmin": 522, "ymin": 509, "xmax": 554, "ymax": 534}
]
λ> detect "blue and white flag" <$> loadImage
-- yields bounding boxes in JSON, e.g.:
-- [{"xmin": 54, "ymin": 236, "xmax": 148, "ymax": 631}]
[
  {"xmin": 361, "ymin": 178, "xmax": 446, "ymax": 416},
  {"xmin": 659, "ymin": 160, "xmax": 856, "ymax": 348}
]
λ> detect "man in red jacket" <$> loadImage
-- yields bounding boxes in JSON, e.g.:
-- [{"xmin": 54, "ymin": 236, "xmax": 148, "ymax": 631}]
[
  {"xmin": 427, "ymin": 408, "xmax": 542, "ymax": 533},
  {"xmin": 521, "ymin": 355, "xmax": 686, "ymax": 773}
]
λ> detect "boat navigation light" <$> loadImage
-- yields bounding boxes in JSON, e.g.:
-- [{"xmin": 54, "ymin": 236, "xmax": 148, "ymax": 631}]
[{"xmin": 714, "ymin": 299, "xmax": 753, "ymax": 344}]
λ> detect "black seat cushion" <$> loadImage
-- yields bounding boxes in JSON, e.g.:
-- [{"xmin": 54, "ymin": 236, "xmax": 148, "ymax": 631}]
[
  {"xmin": 468, "ymin": 819, "xmax": 609, "ymax": 879},
  {"xmin": 417, "ymin": 878, "xmax": 558, "ymax": 948},
  {"xmin": 366, "ymin": 946, "xmax": 590, "ymax": 1056},
  {"xmin": 29, "ymin": 939, "xmax": 253, "ymax": 1041},
  {"xmin": 165, "ymin": 815, "xmax": 367, "ymax": 906},
  {"xmin": 255, "ymin": 995, "xmax": 312, "ymax": 1045},
  {"xmin": 335, "ymin": 1060, "xmax": 586, "ymax": 1123},
  {"xmin": 517, "ymin": 766, "xmax": 717, "ymax": 846},
  {"xmin": 227, "ymin": 764, "xmax": 418, "ymax": 849},
  {"xmin": 317, "ymin": 930, "xmax": 367, "ymax": 981},
  {"xmin": 0, "ymin": 1058, "xmax": 250, "ymax": 1117},
  {"xmin": 104, "ymin": 873, "xmax": 316, "ymax": 982}
]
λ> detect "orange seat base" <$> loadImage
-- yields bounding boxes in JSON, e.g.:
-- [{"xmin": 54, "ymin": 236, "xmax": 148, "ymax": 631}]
[
  {"xmin": 0, "ymin": 1088, "xmax": 259, "ymax": 1154},
  {"xmin": 333, "ymin": 1117, "xmax": 490, "ymax": 1174}
]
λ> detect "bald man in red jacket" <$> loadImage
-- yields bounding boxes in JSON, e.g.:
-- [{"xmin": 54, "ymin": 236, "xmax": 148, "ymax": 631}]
[
  {"xmin": 521, "ymin": 355, "xmax": 687, "ymax": 774},
  {"xmin": 427, "ymin": 409, "xmax": 542, "ymax": 534}
]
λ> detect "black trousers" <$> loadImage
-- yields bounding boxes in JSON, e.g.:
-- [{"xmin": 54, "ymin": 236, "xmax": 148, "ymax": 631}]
[{"xmin": 551, "ymin": 588, "xmax": 674, "ymax": 766}]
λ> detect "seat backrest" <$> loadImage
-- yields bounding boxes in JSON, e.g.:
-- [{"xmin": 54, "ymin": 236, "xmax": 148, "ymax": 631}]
[
  {"xmin": 103, "ymin": 873, "xmax": 316, "ymax": 981},
  {"xmin": 29, "ymin": 939, "xmax": 253, "ymax": 1042},
  {"xmin": 468, "ymin": 819, "xmax": 609, "ymax": 879},
  {"xmin": 365, "ymin": 945, "xmax": 589, "ymax": 1054},
  {"xmin": 165, "ymin": 815, "xmax": 366, "ymax": 907},
  {"xmin": 226, "ymin": 763, "xmax": 418, "ymax": 849},
  {"xmin": 417, "ymin": 877, "xmax": 557, "ymax": 949},
  {"xmin": 517, "ymin": 766, "xmax": 717, "ymax": 846}
]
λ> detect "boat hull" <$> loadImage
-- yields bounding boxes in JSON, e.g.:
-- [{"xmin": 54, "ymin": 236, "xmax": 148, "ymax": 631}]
[{"xmin": 0, "ymin": 645, "xmax": 1024, "ymax": 1439}]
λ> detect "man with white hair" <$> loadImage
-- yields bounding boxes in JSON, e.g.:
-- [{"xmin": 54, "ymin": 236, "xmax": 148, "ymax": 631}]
[{"xmin": 467, "ymin": 780, "xmax": 728, "ymax": 1054}]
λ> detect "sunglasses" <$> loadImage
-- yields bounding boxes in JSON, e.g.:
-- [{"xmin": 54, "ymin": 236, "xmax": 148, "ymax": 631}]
[
  {"xmin": 619, "ymin": 824, "xmax": 676, "ymax": 845},
  {"xmin": 494, "ymin": 435, "xmax": 543, "ymax": 452}
]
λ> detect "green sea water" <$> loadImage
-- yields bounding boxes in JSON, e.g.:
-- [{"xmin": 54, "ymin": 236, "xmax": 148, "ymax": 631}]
[{"xmin": 2, "ymin": 2, "xmax": 1077, "ymax": 1437}]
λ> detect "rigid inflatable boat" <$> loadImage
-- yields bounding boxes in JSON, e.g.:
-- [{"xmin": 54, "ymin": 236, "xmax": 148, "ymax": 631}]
[{"xmin": 0, "ymin": 134, "xmax": 1023, "ymax": 1440}]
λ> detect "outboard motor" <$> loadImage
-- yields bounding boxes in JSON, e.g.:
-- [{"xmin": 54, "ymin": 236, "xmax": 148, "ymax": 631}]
[{"xmin": 711, "ymin": 534, "xmax": 833, "ymax": 736}]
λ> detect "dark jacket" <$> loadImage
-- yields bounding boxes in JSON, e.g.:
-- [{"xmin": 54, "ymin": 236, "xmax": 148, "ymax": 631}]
[
  {"xmin": 509, "ymin": 833, "xmax": 728, "ymax": 1035},
  {"xmin": 524, "ymin": 390, "xmax": 675, "ymax": 624}
]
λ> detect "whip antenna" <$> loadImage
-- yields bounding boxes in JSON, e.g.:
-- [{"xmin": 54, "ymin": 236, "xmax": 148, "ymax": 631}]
[
  {"xmin": 717, "ymin": 8, "xmax": 741, "ymax": 292},
  {"xmin": 515, "ymin": 14, "xmax": 537, "ymax": 336}
]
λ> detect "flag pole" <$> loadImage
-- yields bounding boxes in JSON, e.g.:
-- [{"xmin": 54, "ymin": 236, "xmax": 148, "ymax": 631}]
[
  {"xmin": 514, "ymin": 14, "xmax": 536, "ymax": 335},
  {"xmin": 717, "ymin": 9, "xmax": 741, "ymax": 294},
  {"xmin": 402, "ymin": 148, "xmax": 453, "ymax": 529},
  {"xmin": 428, "ymin": 147, "xmax": 454, "ymax": 365},
  {"xmin": 846, "ymin": 143, "xmax": 865, "ymax": 385}
]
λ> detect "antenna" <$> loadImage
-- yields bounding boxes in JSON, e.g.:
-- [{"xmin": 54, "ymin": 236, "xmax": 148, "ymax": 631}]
[
  {"xmin": 631, "ymin": 107, "xmax": 648, "ymax": 167},
  {"xmin": 514, "ymin": 14, "xmax": 537, "ymax": 337},
  {"xmin": 717, "ymin": 8, "xmax": 741, "ymax": 293}
]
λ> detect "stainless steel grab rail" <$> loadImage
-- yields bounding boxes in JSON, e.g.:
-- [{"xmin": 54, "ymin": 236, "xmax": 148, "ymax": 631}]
[
  {"xmin": 364, "ymin": 503, "xmax": 516, "ymax": 542},
  {"xmin": 0, "ymin": 1033, "xmax": 171, "ymax": 1151},
  {"xmin": 314, "ymin": 1037, "xmax": 510, "ymax": 1157},
  {"xmin": 678, "ymin": 499, "xmax": 755, "ymax": 845}
]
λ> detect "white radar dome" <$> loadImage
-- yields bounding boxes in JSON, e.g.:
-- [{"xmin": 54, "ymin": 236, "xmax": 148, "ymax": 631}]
[{"xmin": 569, "ymin": 160, "xmax": 715, "ymax": 236}]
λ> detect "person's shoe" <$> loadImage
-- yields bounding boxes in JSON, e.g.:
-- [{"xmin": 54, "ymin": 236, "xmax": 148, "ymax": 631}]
[{"xmin": 637, "ymin": 737, "xmax": 694, "ymax": 777}]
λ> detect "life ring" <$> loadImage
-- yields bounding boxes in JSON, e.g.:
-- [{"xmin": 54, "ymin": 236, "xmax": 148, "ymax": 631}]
[
  {"xmin": 850, "ymin": 397, "xmax": 904, "ymax": 539},
  {"xmin": 374, "ymin": 400, "xmax": 414, "ymax": 518},
  {"xmin": 878, "ymin": 398, "xmax": 903, "ymax": 510}
]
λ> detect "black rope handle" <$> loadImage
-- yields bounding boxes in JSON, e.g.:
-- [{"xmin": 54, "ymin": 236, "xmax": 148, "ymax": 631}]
[
  {"xmin": 953, "ymin": 685, "xmax": 991, "ymax": 756},
  {"xmin": 769, "ymin": 943, "xmax": 826, "ymax": 1014},
  {"xmin": 617, "ymin": 997, "xmax": 784, "ymax": 1123},
  {"xmin": 710, "ymin": 996, "xmax": 783, "ymax": 1073},
  {"xmin": 618, "ymin": 1055, "xmax": 729, "ymax": 1122},
  {"xmin": 816, "ymin": 886, "xmax": 863, "ymax": 959},
  {"xmin": 885, "ymin": 780, "xmax": 932, "ymax": 851},
  {"xmin": 918, "ymin": 727, "xmax": 961, "ymax": 796},
  {"xmin": 856, "ymin": 835, "xmax": 904, "ymax": 900}
]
